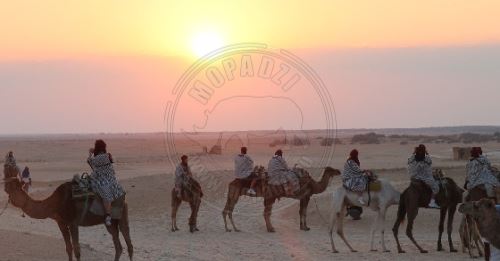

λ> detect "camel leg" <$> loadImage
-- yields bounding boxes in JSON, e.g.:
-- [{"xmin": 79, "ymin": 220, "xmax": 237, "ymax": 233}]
[
  {"xmin": 106, "ymin": 221, "xmax": 123, "ymax": 261},
  {"xmin": 336, "ymin": 206, "xmax": 357, "ymax": 253},
  {"xmin": 437, "ymin": 207, "xmax": 447, "ymax": 251},
  {"xmin": 189, "ymin": 197, "xmax": 200, "ymax": 233},
  {"xmin": 264, "ymin": 197, "xmax": 276, "ymax": 233},
  {"xmin": 405, "ymin": 207, "xmax": 427, "ymax": 253},
  {"xmin": 329, "ymin": 205, "xmax": 340, "ymax": 253},
  {"xmin": 299, "ymin": 196, "xmax": 311, "ymax": 231},
  {"xmin": 381, "ymin": 207, "xmax": 390, "ymax": 252},
  {"xmin": 69, "ymin": 224, "xmax": 81, "ymax": 261},
  {"xmin": 222, "ymin": 197, "xmax": 235, "ymax": 232},
  {"xmin": 370, "ymin": 209, "xmax": 380, "ymax": 252},
  {"xmin": 392, "ymin": 202, "xmax": 407, "ymax": 253},
  {"xmin": 171, "ymin": 195, "xmax": 181, "ymax": 232},
  {"xmin": 472, "ymin": 220, "xmax": 485, "ymax": 257},
  {"xmin": 459, "ymin": 216, "xmax": 468, "ymax": 254},
  {"xmin": 119, "ymin": 204, "xmax": 134, "ymax": 261},
  {"xmin": 57, "ymin": 221, "xmax": 73, "ymax": 261},
  {"xmin": 371, "ymin": 207, "xmax": 390, "ymax": 252},
  {"xmin": 447, "ymin": 205, "xmax": 457, "ymax": 252},
  {"xmin": 223, "ymin": 194, "xmax": 241, "ymax": 232}
]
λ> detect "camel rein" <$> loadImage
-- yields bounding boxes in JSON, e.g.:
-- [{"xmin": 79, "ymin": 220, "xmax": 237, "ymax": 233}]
[
  {"xmin": 0, "ymin": 177, "xmax": 23, "ymax": 217},
  {"xmin": 313, "ymin": 197, "xmax": 330, "ymax": 226}
]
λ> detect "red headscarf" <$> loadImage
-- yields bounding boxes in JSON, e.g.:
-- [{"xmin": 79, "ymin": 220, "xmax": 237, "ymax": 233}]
[
  {"xmin": 470, "ymin": 147, "xmax": 482, "ymax": 158},
  {"xmin": 349, "ymin": 149, "xmax": 360, "ymax": 166}
]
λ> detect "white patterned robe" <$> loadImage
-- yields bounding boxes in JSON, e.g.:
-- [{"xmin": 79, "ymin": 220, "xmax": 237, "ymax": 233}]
[
  {"xmin": 466, "ymin": 156, "xmax": 499, "ymax": 196},
  {"xmin": 342, "ymin": 159, "xmax": 367, "ymax": 192},
  {"xmin": 175, "ymin": 163, "xmax": 192, "ymax": 188},
  {"xmin": 234, "ymin": 154, "xmax": 254, "ymax": 179},
  {"xmin": 267, "ymin": 156, "xmax": 299, "ymax": 191},
  {"xmin": 408, "ymin": 154, "xmax": 439, "ymax": 195},
  {"xmin": 87, "ymin": 153, "xmax": 125, "ymax": 202},
  {"xmin": 4, "ymin": 154, "xmax": 20, "ymax": 174}
]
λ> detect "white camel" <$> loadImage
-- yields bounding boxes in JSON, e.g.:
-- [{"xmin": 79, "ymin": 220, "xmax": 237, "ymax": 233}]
[{"xmin": 329, "ymin": 179, "xmax": 400, "ymax": 253}]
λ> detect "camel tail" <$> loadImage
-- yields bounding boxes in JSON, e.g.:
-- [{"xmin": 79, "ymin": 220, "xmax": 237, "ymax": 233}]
[{"xmin": 396, "ymin": 192, "xmax": 407, "ymax": 224}]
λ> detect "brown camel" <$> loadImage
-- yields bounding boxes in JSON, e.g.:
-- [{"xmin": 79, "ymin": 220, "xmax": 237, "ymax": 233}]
[
  {"xmin": 459, "ymin": 214, "xmax": 485, "ymax": 258},
  {"xmin": 171, "ymin": 178, "xmax": 203, "ymax": 233},
  {"xmin": 459, "ymin": 199, "xmax": 500, "ymax": 249},
  {"xmin": 461, "ymin": 185, "xmax": 490, "ymax": 258},
  {"xmin": 222, "ymin": 166, "xmax": 340, "ymax": 232},
  {"xmin": 392, "ymin": 173, "xmax": 464, "ymax": 253},
  {"xmin": 3, "ymin": 163, "xmax": 133, "ymax": 261}
]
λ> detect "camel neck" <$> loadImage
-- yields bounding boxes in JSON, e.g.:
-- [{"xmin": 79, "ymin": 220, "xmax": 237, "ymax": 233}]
[
  {"xmin": 311, "ymin": 171, "xmax": 330, "ymax": 194},
  {"xmin": 10, "ymin": 186, "xmax": 57, "ymax": 219}
]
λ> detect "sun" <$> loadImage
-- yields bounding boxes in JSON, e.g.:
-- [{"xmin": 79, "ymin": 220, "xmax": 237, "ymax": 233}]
[{"xmin": 190, "ymin": 30, "xmax": 225, "ymax": 58}]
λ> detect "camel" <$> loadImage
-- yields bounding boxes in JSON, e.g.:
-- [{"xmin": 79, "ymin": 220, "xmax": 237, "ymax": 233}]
[
  {"xmin": 3, "ymin": 163, "xmax": 133, "ymax": 261},
  {"xmin": 222, "ymin": 166, "xmax": 340, "ymax": 232},
  {"xmin": 459, "ymin": 214, "xmax": 485, "ymax": 258},
  {"xmin": 171, "ymin": 178, "xmax": 203, "ymax": 233},
  {"xmin": 329, "ymin": 178, "xmax": 400, "ymax": 253},
  {"xmin": 392, "ymin": 172, "xmax": 464, "ymax": 254},
  {"xmin": 459, "ymin": 199, "xmax": 500, "ymax": 249}
]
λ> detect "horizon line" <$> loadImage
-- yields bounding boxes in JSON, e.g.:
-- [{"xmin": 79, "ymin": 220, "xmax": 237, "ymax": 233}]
[{"xmin": 1, "ymin": 125, "xmax": 500, "ymax": 137}]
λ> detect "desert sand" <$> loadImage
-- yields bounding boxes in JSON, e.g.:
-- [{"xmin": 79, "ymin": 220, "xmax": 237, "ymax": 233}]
[{"xmin": 1, "ymin": 131, "xmax": 499, "ymax": 261}]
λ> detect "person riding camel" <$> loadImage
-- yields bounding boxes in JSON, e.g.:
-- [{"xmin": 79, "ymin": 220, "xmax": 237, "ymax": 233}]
[
  {"xmin": 234, "ymin": 147, "xmax": 257, "ymax": 196},
  {"xmin": 5, "ymin": 151, "xmax": 20, "ymax": 174},
  {"xmin": 20, "ymin": 166, "xmax": 32, "ymax": 193},
  {"xmin": 466, "ymin": 147, "xmax": 499, "ymax": 199},
  {"xmin": 408, "ymin": 144, "xmax": 440, "ymax": 209},
  {"xmin": 267, "ymin": 149, "xmax": 299, "ymax": 195},
  {"xmin": 87, "ymin": 140, "xmax": 125, "ymax": 226},
  {"xmin": 175, "ymin": 155, "xmax": 193, "ymax": 199},
  {"xmin": 342, "ymin": 149, "xmax": 370, "ymax": 205}
]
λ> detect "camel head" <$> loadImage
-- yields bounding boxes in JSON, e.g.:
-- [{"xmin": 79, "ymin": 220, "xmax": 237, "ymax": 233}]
[{"xmin": 459, "ymin": 198, "xmax": 497, "ymax": 220}]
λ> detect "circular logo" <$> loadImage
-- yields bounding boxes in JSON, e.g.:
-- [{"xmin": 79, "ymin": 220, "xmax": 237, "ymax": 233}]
[{"xmin": 164, "ymin": 43, "xmax": 337, "ymax": 214}]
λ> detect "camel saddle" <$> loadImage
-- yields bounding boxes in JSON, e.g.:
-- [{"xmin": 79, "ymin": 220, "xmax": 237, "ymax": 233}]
[
  {"xmin": 71, "ymin": 174, "xmax": 125, "ymax": 220},
  {"xmin": 368, "ymin": 180, "xmax": 382, "ymax": 192}
]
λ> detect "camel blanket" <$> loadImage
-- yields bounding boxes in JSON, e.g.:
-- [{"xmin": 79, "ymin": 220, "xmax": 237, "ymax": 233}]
[
  {"xmin": 89, "ymin": 195, "xmax": 125, "ymax": 219},
  {"xmin": 72, "ymin": 174, "xmax": 124, "ymax": 220},
  {"xmin": 368, "ymin": 180, "xmax": 382, "ymax": 192}
]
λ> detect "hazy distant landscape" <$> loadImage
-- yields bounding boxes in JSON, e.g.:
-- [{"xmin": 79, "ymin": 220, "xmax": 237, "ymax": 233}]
[{"xmin": 1, "ymin": 126, "xmax": 499, "ymax": 260}]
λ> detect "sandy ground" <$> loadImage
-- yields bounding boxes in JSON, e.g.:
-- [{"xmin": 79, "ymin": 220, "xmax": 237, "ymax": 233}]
[{"xmin": 1, "ymin": 133, "xmax": 499, "ymax": 260}]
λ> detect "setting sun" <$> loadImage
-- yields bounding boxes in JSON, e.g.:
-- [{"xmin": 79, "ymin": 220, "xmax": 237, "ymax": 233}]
[{"xmin": 190, "ymin": 30, "xmax": 225, "ymax": 58}]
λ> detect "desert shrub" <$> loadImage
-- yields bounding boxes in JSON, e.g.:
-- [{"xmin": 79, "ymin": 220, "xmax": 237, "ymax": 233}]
[
  {"xmin": 291, "ymin": 135, "xmax": 310, "ymax": 146},
  {"xmin": 494, "ymin": 132, "xmax": 500, "ymax": 142},
  {"xmin": 400, "ymin": 141, "xmax": 408, "ymax": 145},
  {"xmin": 269, "ymin": 139, "xmax": 286, "ymax": 147},
  {"xmin": 459, "ymin": 133, "xmax": 493, "ymax": 144},
  {"xmin": 351, "ymin": 132, "xmax": 384, "ymax": 144},
  {"xmin": 320, "ymin": 138, "xmax": 342, "ymax": 146}
]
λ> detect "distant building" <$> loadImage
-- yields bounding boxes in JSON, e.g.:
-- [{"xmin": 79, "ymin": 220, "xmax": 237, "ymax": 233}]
[{"xmin": 453, "ymin": 147, "xmax": 471, "ymax": 160}]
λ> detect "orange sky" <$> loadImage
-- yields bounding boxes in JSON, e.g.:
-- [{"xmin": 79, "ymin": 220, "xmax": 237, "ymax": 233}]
[
  {"xmin": 1, "ymin": 0, "xmax": 500, "ymax": 60},
  {"xmin": 1, "ymin": 1, "xmax": 500, "ymax": 134}
]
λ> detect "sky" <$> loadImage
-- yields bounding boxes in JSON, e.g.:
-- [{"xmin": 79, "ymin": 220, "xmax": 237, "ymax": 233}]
[{"xmin": 1, "ymin": 1, "xmax": 500, "ymax": 134}]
